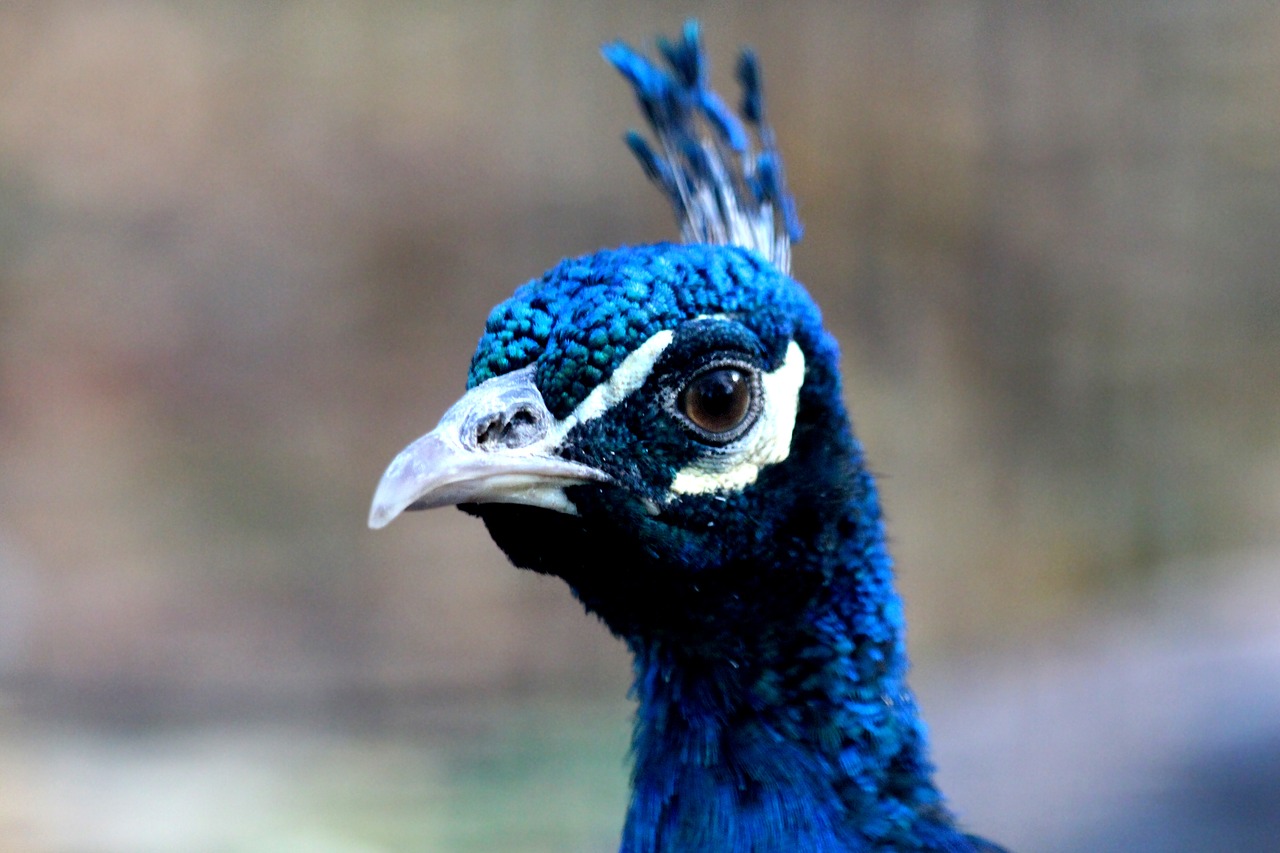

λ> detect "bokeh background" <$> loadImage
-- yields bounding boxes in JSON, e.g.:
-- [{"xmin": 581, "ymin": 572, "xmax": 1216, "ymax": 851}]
[{"xmin": 1, "ymin": 2, "xmax": 1278, "ymax": 851}]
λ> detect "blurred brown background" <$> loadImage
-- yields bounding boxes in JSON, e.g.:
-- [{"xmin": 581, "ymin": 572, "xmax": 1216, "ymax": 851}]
[{"xmin": 1, "ymin": 2, "xmax": 1278, "ymax": 851}]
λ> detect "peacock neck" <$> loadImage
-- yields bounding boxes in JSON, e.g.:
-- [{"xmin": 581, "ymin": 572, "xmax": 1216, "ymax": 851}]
[{"xmin": 619, "ymin": 490, "xmax": 961, "ymax": 852}]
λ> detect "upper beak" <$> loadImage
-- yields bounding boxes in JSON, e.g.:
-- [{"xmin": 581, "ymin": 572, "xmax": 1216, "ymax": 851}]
[{"xmin": 368, "ymin": 366, "xmax": 610, "ymax": 529}]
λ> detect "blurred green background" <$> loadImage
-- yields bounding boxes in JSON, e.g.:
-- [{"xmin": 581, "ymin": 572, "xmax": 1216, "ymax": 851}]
[{"xmin": 1, "ymin": 2, "xmax": 1278, "ymax": 851}]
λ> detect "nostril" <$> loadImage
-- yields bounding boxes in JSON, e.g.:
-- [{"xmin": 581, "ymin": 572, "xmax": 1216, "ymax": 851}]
[
  {"xmin": 507, "ymin": 408, "xmax": 537, "ymax": 432},
  {"xmin": 474, "ymin": 415, "xmax": 504, "ymax": 447},
  {"xmin": 501, "ymin": 406, "xmax": 543, "ymax": 445},
  {"xmin": 473, "ymin": 406, "xmax": 546, "ymax": 450}
]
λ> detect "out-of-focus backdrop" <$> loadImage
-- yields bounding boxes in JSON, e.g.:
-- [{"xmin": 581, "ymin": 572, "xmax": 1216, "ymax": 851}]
[{"xmin": 1, "ymin": 3, "xmax": 1278, "ymax": 851}]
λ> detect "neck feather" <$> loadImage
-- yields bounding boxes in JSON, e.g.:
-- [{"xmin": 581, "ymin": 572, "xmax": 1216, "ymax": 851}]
[{"xmin": 620, "ymin": 481, "xmax": 964, "ymax": 852}]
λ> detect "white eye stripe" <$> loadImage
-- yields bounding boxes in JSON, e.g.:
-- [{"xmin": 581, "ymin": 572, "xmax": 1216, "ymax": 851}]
[
  {"xmin": 543, "ymin": 326, "xmax": 804, "ymax": 500},
  {"xmin": 549, "ymin": 329, "xmax": 674, "ymax": 442},
  {"xmin": 668, "ymin": 340, "xmax": 804, "ymax": 496}
]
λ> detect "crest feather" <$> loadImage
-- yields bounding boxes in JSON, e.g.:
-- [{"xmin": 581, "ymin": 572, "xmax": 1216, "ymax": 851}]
[{"xmin": 603, "ymin": 20, "xmax": 803, "ymax": 274}]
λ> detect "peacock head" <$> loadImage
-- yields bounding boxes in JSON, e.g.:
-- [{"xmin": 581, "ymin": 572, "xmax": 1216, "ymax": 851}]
[
  {"xmin": 369, "ymin": 23, "xmax": 865, "ymax": 645},
  {"xmin": 369, "ymin": 242, "xmax": 863, "ymax": 644}
]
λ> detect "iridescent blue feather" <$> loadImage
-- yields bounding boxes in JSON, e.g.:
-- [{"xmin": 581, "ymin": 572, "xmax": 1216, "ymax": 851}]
[
  {"xmin": 374, "ymin": 20, "xmax": 1009, "ymax": 853},
  {"xmin": 603, "ymin": 20, "xmax": 803, "ymax": 274}
]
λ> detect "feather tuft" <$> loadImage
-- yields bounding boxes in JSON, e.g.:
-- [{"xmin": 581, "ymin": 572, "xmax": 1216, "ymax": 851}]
[{"xmin": 604, "ymin": 20, "xmax": 802, "ymax": 274}]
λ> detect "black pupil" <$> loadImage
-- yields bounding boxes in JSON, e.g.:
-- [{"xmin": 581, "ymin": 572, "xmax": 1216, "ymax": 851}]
[{"xmin": 681, "ymin": 368, "xmax": 750, "ymax": 434}]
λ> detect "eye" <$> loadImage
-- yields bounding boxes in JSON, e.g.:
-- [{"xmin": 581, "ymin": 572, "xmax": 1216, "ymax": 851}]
[{"xmin": 678, "ymin": 365, "xmax": 758, "ymax": 440}]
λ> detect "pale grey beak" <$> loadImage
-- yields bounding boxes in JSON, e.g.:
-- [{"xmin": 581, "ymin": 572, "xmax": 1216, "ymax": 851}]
[{"xmin": 368, "ymin": 366, "xmax": 610, "ymax": 529}]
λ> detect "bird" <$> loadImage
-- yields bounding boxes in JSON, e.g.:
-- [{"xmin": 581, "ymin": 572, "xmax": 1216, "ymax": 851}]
[{"xmin": 369, "ymin": 21, "xmax": 1008, "ymax": 853}]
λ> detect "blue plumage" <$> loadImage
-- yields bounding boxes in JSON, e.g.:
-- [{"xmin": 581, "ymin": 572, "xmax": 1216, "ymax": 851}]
[
  {"xmin": 469, "ymin": 244, "xmax": 806, "ymax": 419},
  {"xmin": 603, "ymin": 20, "xmax": 801, "ymax": 273},
  {"xmin": 369, "ymin": 21, "xmax": 1007, "ymax": 852}
]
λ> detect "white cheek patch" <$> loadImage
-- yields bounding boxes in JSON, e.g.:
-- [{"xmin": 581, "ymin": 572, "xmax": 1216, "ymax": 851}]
[{"xmin": 669, "ymin": 340, "xmax": 805, "ymax": 496}]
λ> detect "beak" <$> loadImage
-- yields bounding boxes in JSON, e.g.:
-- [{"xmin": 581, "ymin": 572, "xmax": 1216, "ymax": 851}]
[{"xmin": 368, "ymin": 366, "xmax": 610, "ymax": 529}]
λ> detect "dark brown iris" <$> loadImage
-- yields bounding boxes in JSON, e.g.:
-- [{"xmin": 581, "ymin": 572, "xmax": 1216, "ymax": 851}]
[{"xmin": 679, "ymin": 367, "xmax": 752, "ymax": 435}]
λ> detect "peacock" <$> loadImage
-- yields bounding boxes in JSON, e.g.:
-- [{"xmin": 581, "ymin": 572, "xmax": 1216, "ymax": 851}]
[{"xmin": 369, "ymin": 21, "xmax": 1007, "ymax": 853}]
